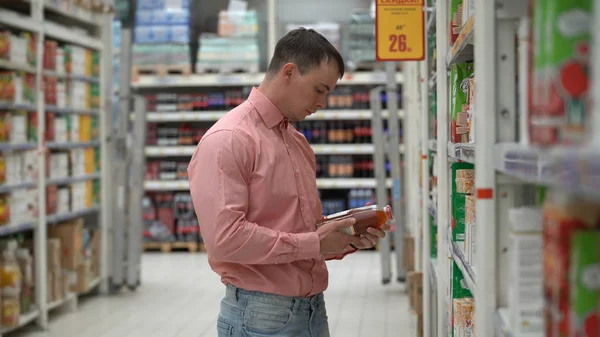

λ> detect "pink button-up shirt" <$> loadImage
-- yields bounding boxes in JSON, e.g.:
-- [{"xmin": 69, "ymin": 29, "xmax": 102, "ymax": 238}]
[{"xmin": 188, "ymin": 88, "xmax": 328, "ymax": 297}]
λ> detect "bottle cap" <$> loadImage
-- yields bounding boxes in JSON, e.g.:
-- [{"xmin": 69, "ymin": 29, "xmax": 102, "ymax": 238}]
[{"xmin": 384, "ymin": 205, "xmax": 393, "ymax": 220}]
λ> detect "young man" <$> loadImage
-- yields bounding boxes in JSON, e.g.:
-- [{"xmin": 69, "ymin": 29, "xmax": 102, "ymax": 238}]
[{"xmin": 188, "ymin": 28, "xmax": 388, "ymax": 337}]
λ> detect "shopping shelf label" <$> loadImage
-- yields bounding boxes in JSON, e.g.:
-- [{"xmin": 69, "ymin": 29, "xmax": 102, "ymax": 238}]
[{"xmin": 375, "ymin": 0, "xmax": 425, "ymax": 61}]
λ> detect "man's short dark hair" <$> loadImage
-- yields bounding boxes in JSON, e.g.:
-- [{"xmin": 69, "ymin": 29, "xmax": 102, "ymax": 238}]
[{"xmin": 267, "ymin": 28, "xmax": 345, "ymax": 79}]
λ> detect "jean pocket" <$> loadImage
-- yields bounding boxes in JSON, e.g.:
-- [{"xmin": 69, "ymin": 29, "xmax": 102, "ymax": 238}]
[
  {"xmin": 244, "ymin": 304, "xmax": 293, "ymax": 334},
  {"xmin": 217, "ymin": 320, "xmax": 234, "ymax": 337}
]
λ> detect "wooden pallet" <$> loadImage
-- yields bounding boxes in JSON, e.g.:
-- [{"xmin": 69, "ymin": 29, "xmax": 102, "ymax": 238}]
[
  {"xmin": 132, "ymin": 64, "xmax": 192, "ymax": 78},
  {"xmin": 143, "ymin": 241, "xmax": 203, "ymax": 253},
  {"xmin": 195, "ymin": 63, "xmax": 260, "ymax": 75}
]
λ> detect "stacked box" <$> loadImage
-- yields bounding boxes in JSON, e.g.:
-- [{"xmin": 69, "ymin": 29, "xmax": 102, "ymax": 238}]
[
  {"xmin": 570, "ymin": 231, "xmax": 600, "ymax": 337},
  {"xmin": 451, "ymin": 163, "xmax": 474, "ymax": 247},
  {"xmin": 509, "ymin": 207, "xmax": 544, "ymax": 337},
  {"xmin": 543, "ymin": 199, "xmax": 600, "ymax": 337},
  {"xmin": 449, "ymin": 260, "xmax": 473, "ymax": 337},
  {"xmin": 453, "ymin": 298, "xmax": 475, "ymax": 337}
]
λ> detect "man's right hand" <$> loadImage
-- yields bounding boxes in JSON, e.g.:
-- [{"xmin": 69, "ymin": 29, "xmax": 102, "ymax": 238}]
[{"xmin": 316, "ymin": 217, "xmax": 362, "ymax": 256}]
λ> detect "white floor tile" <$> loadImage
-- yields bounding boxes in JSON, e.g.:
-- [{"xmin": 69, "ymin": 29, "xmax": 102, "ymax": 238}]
[{"xmin": 9, "ymin": 251, "xmax": 411, "ymax": 337}]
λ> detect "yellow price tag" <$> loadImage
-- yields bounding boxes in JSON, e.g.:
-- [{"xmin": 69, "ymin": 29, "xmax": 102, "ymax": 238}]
[{"xmin": 376, "ymin": 0, "xmax": 425, "ymax": 61}]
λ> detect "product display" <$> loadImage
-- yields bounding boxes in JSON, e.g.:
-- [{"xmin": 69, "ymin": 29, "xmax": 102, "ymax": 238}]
[
  {"xmin": 530, "ymin": 0, "xmax": 593, "ymax": 146},
  {"xmin": 450, "ymin": 62, "xmax": 474, "ymax": 144},
  {"xmin": 143, "ymin": 192, "xmax": 201, "ymax": 243}
]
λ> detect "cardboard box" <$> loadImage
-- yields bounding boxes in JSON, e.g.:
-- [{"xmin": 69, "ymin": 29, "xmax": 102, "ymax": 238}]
[
  {"xmin": 407, "ymin": 272, "xmax": 424, "ymax": 315},
  {"xmin": 47, "ymin": 238, "xmax": 61, "ymax": 269},
  {"xmin": 53, "ymin": 270, "xmax": 63, "ymax": 301},
  {"xmin": 404, "ymin": 236, "xmax": 415, "ymax": 272},
  {"xmin": 74, "ymin": 260, "xmax": 92, "ymax": 294},
  {"xmin": 47, "ymin": 272, "xmax": 54, "ymax": 303},
  {"xmin": 48, "ymin": 218, "xmax": 83, "ymax": 270}
]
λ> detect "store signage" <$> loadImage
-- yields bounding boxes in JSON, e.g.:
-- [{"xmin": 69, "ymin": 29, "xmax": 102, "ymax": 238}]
[{"xmin": 375, "ymin": 0, "xmax": 425, "ymax": 61}]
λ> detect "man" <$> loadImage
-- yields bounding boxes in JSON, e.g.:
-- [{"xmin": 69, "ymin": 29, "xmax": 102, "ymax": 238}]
[{"xmin": 188, "ymin": 28, "xmax": 388, "ymax": 337}]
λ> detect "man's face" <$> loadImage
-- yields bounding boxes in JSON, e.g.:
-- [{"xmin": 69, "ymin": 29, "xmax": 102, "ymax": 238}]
[{"xmin": 283, "ymin": 60, "xmax": 340, "ymax": 122}]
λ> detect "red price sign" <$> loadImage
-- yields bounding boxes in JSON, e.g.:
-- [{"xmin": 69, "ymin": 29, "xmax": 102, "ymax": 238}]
[{"xmin": 376, "ymin": 0, "xmax": 425, "ymax": 61}]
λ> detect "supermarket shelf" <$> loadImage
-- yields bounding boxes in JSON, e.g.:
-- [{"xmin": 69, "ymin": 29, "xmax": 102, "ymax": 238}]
[
  {"xmin": 145, "ymin": 178, "xmax": 394, "ymax": 191},
  {"xmin": 0, "ymin": 9, "xmax": 41, "ymax": 33},
  {"xmin": 427, "ymin": 6, "xmax": 436, "ymax": 31},
  {"xmin": 0, "ymin": 102, "xmax": 36, "ymax": 111},
  {"xmin": 0, "ymin": 220, "xmax": 37, "ymax": 236},
  {"xmin": 493, "ymin": 143, "xmax": 554, "ymax": 185},
  {"xmin": 44, "ymin": 71, "xmax": 100, "ymax": 83},
  {"xmin": 427, "ymin": 200, "xmax": 437, "ymax": 223},
  {"xmin": 0, "ymin": 308, "xmax": 39, "ymax": 335},
  {"xmin": 447, "ymin": 229, "xmax": 476, "ymax": 294},
  {"xmin": 44, "ymin": 21, "xmax": 103, "ymax": 50},
  {"xmin": 47, "ymin": 172, "xmax": 101, "ymax": 186},
  {"xmin": 35, "ymin": 0, "xmax": 100, "ymax": 26},
  {"xmin": 447, "ymin": 142, "xmax": 475, "ymax": 163},
  {"xmin": 48, "ymin": 292, "xmax": 76, "ymax": 311},
  {"xmin": 428, "ymin": 72, "xmax": 437, "ymax": 90},
  {"xmin": 46, "ymin": 205, "xmax": 101, "ymax": 224},
  {"xmin": 446, "ymin": 15, "xmax": 475, "ymax": 67},
  {"xmin": 0, "ymin": 59, "xmax": 37, "ymax": 73},
  {"xmin": 0, "ymin": 181, "xmax": 36, "ymax": 194},
  {"xmin": 144, "ymin": 180, "xmax": 190, "ymax": 191},
  {"xmin": 46, "ymin": 105, "xmax": 100, "ymax": 115},
  {"xmin": 132, "ymin": 72, "xmax": 405, "ymax": 88},
  {"xmin": 47, "ymin": 141, "xmax": 100, "ymax": 149},
  {"xmin": 429, "ymin": 258, "xmax": 438, "ymax": 287},
  {"xmin": 146, "ymin": 144, "xmax": 405, "ymax": 156},
  {"xmin": 0, "ymin": 142, "xmax": 37, "ymax": 151},
  {"xmin": 428, "ymin": 139, "xmax": 437, "ymax": 152},
  {"xmin": 552, "ymin": 148, "xmax": 600, "ymax": 201},
  {"xmin": 144, "ymin": 110, "xmax": 405, "ymax": 122},
  {"xmin": 495, "ymin": 308, "xmax": 515, "ymax": 337}
]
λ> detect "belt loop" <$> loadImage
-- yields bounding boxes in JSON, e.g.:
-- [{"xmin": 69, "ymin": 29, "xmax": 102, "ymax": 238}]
[
  {"xmin": 235, "ymin": 287, "xmax": 240, "ymax": 302},
  {"xmin": 292, "ymin": 299, "xmax": 301, "ymax": 315}
]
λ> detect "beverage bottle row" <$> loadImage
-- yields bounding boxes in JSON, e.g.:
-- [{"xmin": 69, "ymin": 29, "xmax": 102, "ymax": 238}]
[{"xmin": 295, "ymin": 121, "xmax": 373, "ymax": 144}]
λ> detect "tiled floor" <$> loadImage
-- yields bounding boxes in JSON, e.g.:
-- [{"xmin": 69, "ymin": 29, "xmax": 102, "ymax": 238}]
[{"xmin": 10, "ymin": 251, "xmax": 411, "ymax": 337}]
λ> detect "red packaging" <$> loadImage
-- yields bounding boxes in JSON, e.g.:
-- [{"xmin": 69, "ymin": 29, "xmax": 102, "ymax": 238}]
[
  {"xmin": 542, "ymin": 199, "xmax": 600, "ymax": 337},
  {"xmin": 46, "ymin": 186, "xmax": 58, "ymax": 215}
]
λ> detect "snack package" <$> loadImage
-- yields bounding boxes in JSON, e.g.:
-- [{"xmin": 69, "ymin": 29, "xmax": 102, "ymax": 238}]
[
  {"xmin": 570, "ymin": 230, "xmax": 599, "ymax": 337},
  {"xmin": 450, "ymin": 62, "xmax": 474, "ymax": 143},
  {"xmin": 451, "ymin": 162, "xmax": 475, "ymax": 243},
  {"xmin": 530, "ymin": 0, "xmax": 593, "ymax": 146}
]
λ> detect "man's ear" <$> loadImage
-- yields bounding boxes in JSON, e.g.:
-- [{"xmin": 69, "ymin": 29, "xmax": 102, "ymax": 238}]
[{"xmin": 281, "ymin": 63, "xmax": 296, "ymax": 80}]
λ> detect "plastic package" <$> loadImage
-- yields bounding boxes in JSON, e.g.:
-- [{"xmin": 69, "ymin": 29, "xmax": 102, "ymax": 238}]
[{"xmin": 317, "ymin": 205, "xmax": 393, "ymax": 236}]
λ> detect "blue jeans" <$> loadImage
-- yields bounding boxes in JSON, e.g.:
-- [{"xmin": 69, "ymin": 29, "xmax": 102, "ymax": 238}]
[{"xmin": 217, "ymin": 284, "xmax": 330, "ymax": 337}]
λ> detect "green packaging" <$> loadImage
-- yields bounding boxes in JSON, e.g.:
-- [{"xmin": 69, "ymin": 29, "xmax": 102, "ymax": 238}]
[
  {"xmin": 450, "ymin": 62, "xmax": 474, "ymax": 143},
  {"xmin": 449, "ymin": 260, "xmax": 473, "ymax": 337},
  {"xmin": 570, "ymin": 230, "xmax": 600, "ymax": 337},
  {"xmin": 451, "ymin": 162, "xmax": 474, "ymax": 243},
  {"xmin": 532, "ymin": 0, "xmax": 593, "ymax": 144}
]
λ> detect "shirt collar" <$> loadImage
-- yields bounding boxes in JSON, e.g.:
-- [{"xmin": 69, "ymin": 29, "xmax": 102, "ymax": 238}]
[{"xmin": 248, "ymin": 87, "xmax": 288, "ymax": 130}]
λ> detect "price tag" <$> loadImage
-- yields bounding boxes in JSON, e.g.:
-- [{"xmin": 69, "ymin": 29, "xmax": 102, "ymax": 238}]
[{"xmin": 376, "ymin": 0, "xmax": 425, "ymax": 61}]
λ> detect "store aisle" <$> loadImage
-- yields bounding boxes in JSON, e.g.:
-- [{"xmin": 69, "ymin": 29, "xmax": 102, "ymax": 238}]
[{"xmin": 11, "ymin": 251, "xmax": 410, "ymax": 337}]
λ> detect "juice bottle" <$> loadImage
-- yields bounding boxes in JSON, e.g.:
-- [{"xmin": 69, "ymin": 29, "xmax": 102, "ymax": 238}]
[{"xmin": 317, "ymin": 205, "xmax": 393, "ymax": 236}]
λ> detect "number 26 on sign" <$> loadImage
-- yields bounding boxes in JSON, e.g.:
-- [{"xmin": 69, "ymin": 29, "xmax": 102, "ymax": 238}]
[{"xmin": 375, "ymin": 0, "xmax": 425, "ymax": 61}]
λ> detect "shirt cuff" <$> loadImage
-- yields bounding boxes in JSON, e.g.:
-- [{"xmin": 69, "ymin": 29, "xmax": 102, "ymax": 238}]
[{"xmin": 296, "ymin": 232, "xmax": 321, "ymax": 260}]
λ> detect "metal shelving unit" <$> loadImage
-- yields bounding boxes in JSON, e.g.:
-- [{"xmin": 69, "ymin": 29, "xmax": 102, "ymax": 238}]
[
  {"xmin": 0, "ymin": 0, "xmax": 112, "ymax": 334},
  {"xmin": 413, "ymin": 0, "xmax": 600, "ymax": 336}
]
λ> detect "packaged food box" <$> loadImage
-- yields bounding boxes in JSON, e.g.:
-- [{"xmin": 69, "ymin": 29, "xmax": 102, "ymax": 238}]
[
  {"xmin": 451, "ymin": 162, "xmax": 474, "ymax": 243},
  {"xmin": 543, "ymin": 199, "xmax": 600, "ymax": 337},
  {"xmin": 450, "ymin": 62, "xmax": 474, "ymax": 143},
  {"xmin": 569, "ymin": 230, "xmax": 600, "ymax": 337},
  {"xmin": 530, "ymin": 0, "xmax": 593, "ymax": 146}
]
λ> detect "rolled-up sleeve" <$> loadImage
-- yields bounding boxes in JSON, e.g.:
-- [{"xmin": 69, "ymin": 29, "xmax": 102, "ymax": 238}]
[{"xmin": 187, "ymin": 130, "xmax": 321, "ymax": 265}]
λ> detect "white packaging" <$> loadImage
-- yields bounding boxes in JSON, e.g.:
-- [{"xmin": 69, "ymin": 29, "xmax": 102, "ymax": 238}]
[
  {"xmin": 470, "ymin": 222, "xmax": 476, "ymax": 267},
  {"xmin": 22, "ymin": 150, "xmax": 38, "ymax": 182},
  {"xmin": 55, "ymin": 47, "xmax": 66, "ymax": 74},
  {"xmin": 69, "ymin": 115, "xmax": 80, "ymax": 142},
  {"xmin": 10, "ymin": 114, "xmax": 27, "ymax": 144},
  {"xmin": 5, "ymin": 153, "xmax": 23, "ymax": 184},
  {"xmin": 54, "ymin": 117, "xmax": 68, "ymax": 143},
  {"xmin": 57, "ymin": 187, "xmax": 70, "ymax": 214},
  {"xmin": 70, "ymin": 149, "xmax": 85, "ymax": 176},
  {"xmin": 508, "ymin": 207, "xmax": 544, "ymax": 337},
  {"xmin": 9, "ymin": 35, "xmax": 27, "ymax": 65},
  {"xmin": 57, "ymin": 81, "xmax": 67, "ymax": 109}
]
